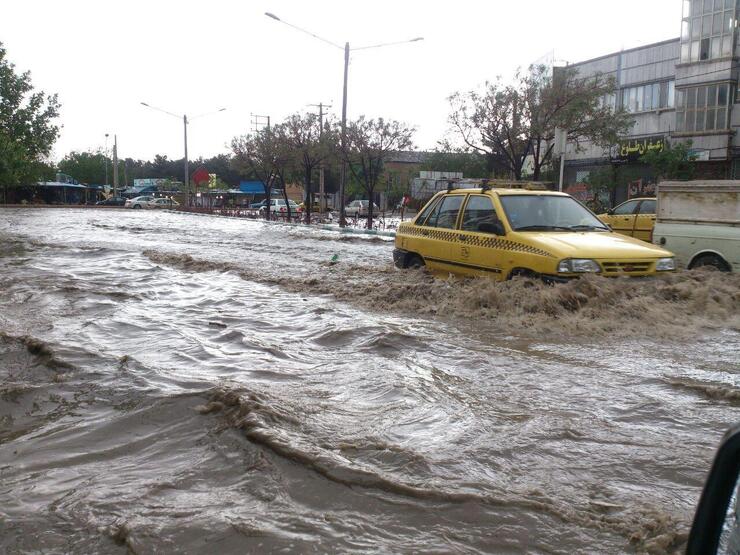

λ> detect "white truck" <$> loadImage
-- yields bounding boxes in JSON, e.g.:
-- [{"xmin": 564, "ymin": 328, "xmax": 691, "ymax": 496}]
[{"xmin": 652, "ymin": 181, "xmax": 739, "ymax": 272}]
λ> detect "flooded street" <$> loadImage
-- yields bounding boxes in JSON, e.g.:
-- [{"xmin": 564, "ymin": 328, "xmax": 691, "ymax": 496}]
[{"xmin": 1, "ymin": 208, "xmax": 739, "ymax": 554}]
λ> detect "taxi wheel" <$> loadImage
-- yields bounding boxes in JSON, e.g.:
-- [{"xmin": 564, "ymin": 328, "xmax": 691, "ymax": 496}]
[
  {"xmin": 407, "ymin": 254, "xmax": 424, "ymax": 269},
  {"xmin": 509, "ymin": 268, "xmax": 537, "ymax": 279}
]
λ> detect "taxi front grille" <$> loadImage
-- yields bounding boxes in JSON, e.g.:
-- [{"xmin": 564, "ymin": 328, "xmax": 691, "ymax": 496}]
[{"xmin": 599, "ymin": 260, "xmax": 653, "ymax": 275}]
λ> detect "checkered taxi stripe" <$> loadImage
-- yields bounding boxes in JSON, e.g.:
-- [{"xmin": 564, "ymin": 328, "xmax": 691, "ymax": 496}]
[{"xmin": 397, "ymin": 225, "xmax": 554, "ymax": 258}]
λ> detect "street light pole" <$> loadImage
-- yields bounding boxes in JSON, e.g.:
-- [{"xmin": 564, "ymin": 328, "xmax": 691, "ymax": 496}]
[
  {"xmin": 265, "ymin": 12, "xmax": 423, "ymax": 227},
  {"xmin": 340, "ymin": 41, "xmax": 349, "ymax": 226}
]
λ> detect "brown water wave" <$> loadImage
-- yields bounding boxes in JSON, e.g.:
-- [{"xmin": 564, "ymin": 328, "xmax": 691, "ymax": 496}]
[
  {"xmin": 143, "ymin": 249, "xmax": 740, "ymax": 340},
  {"xmin": 665, "ymin": 376, "xmax": 740, "ymax": 403},
  {"xmin": 200, "ymin": 386, "xmax": 688, "ymax": 553}
]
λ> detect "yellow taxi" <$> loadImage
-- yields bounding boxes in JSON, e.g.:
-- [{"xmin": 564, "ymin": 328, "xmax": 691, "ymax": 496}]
[
  {"xmin": 598, "ymin": 197, "xmax": 656, "ymax": 242},
  {"xmin": 393, "ymin": 187, "xmax": 675, "ymax": 281}
]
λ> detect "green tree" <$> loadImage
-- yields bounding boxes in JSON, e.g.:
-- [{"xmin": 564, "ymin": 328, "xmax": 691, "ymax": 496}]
[
  {"xmin": 640, "ymin": 140, "xmax": 696, "ymax": 181},
  {"xmin": 231, "ymin": 127, "xmax": 292, "ymax": 220},
  {"xmin": 0, "ymin": 41, "xmax": 61, "ymax": 202},
  {"xmin": 57, "ymin": 150, "xmax": 108, "ymax": 185},
  {"xmin": 343, "ymin": 116, "xmax": 414, "ymax": 228},
  {"xmin": 446, "ymin": 64, "xmax": 633, "ymax": 181},
  {"xmin": 422, "ymin": 149, "xmax": 490, "ymax": 178},
  {"xmin": 279, "ymin": 113, "xmax": 338, "ymax": 224}
]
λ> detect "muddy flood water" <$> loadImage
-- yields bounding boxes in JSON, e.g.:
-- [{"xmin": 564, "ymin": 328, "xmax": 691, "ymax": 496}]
[{"xmin": 1, "ymin": 208, "xmax": 739, "ymax": 554}]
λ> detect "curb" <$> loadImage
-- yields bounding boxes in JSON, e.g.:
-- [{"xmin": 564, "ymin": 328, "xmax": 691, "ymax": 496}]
[{"xmin": 169, "ymin": 209, "xmax": 397, "ymax": 238}]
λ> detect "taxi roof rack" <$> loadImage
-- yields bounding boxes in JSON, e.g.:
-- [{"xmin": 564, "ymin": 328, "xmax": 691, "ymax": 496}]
[{"xmin": 451, "ymin": 178, "xmax": 549, "ymax": 191}]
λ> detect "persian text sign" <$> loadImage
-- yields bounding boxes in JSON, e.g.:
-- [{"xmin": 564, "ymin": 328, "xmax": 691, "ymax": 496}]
[{"xmin": 617, "ymin": 136, "xmax": 665, "ymax": 160}]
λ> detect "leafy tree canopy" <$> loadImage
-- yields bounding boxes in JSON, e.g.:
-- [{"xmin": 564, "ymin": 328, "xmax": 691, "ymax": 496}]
[
  {"xmin": 446, "ymin": 64, "xmax": 633, "ymax": 181},
  {"xmin": 640, "ymin": 140, "xmax": 696, "ymax": 181},
  {"xmin": 0, "ymin": 41, "xmax": 61, "ymax": 197}
]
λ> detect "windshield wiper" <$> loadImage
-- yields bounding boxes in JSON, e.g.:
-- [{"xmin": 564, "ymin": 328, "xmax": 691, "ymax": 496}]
[
  {"xmin": 515, "ymin": 225, "xmax": 573, "ymax": 231},
  {"xmin": 567, "ymin": 224, "xmax": 609, "ymax": 232}
]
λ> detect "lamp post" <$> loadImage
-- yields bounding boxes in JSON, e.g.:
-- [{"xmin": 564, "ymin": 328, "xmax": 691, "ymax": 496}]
[
  {"xmin": 265, "ymin": 12, "xmax": 422, "ymax": 226},
  {"xmin": 140, "ymin": 102, "xmax": 226, "ymax": 206}
]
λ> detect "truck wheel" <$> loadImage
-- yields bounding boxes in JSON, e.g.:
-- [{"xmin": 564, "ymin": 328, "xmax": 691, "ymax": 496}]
[
  {"xmin": 690, "ymin": 254, "xmax": 730, "ymax": 272},
  {"xmin": 407, "ymin": 254, "xmax": 424, "ymax": 269}
]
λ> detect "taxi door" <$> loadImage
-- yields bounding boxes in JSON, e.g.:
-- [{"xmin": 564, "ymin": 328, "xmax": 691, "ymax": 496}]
[
  {"xmin": 632, "ymin": 199, "xmax": 656, "ymax": 242},
  {"xmin": 417, "ymin": 194, "xmax": 466, "ymax": 275},
  {"xmin": 455, "ymin": 194, "xmax": 507, "ymax": 279},
  {"xmin": 601, "ymin": 199, "xmax": 640, "ymax": 237}
]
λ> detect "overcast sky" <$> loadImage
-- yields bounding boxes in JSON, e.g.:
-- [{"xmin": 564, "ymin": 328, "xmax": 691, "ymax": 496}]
[{"xmin": 4, "ymin": 0, "xmax": 680, "ymax": 163}]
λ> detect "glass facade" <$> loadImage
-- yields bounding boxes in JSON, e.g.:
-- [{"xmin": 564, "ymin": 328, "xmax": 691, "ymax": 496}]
[
  {"xmin": 680, "ymin": 0, "xmax": 737, "ymax": 62},
  {"xmin": 675, "ymin": 82, "xmax": 732, "ymax": 131},
  {"xmin": 621, "ymin": 81, "xmax": 675, "ymax": 112}
]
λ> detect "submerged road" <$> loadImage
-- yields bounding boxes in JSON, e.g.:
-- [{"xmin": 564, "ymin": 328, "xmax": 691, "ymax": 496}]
[{"xmin": 1, "ymin": 208, "xmax": 739, "ymax": 554}]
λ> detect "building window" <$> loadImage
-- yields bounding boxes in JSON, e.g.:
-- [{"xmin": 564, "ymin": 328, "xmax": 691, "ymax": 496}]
[
  {"xmin": 680, "ymin": 0, "xmax": 736, "ymax": 62},
  {"xmin": 675, "ymin": 82, "xmax": 732, "ymax": 131},
  {"xmin": 620, "ymin": 81, "xmax": 676, "ymax": 113}
]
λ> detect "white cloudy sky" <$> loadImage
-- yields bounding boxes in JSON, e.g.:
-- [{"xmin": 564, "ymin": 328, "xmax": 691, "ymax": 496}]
[{"xmin": 4, "ymin": 0, "xmax": 680, "ymax": 162}]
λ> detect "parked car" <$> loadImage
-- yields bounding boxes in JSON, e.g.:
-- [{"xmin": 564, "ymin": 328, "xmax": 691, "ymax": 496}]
[
  {"xmin": 148, "ymin": 197, "xmax": 179, "ymax": 209},
  {"xmin": 652, "ymin": 180, "xmax": 739, "ymax": 272},
  {"xmin": 393, "ymin": 186, "xmax": 676, "ymax": 281},
  {"xmin": 96, "ymin": 196, "xmax": 126, "ymax": 206},
  {"xmin": 598, "ymin": 197, "xmax": 656, "ymax": 242},
  {"xmin": 258, "ymin": 198, "xmax": 299, "ymax": 215},
  {"xmin": 124, "ymin": 196, "xmax": 156, "ymax": 209},
  {"xmin": 345, "ymin": 200, "xmax": 380, "ymax": 217},
  {"xmin": 249, "ymin": 200, "xmax": 267, "ymax": 210}
]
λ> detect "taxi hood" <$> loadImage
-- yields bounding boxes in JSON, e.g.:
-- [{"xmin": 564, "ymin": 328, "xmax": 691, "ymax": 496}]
[{"xmin": 520, "ymin": 231, "xmax": 673, "ymax": 259}]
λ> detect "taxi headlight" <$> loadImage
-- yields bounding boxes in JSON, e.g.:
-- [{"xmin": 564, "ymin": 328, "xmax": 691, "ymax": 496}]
[
  {"xmin": 655, "ymin": 257, "xmax": 676, "ymax": 271},
  {"xmin": 557, "ymin": 259, "xmax": 601, "ymax": 273}
]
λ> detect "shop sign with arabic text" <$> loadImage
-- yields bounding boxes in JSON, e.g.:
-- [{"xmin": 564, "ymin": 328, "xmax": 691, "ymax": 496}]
[{"xmin": 617, "ymin": 136, "xmax": 665, "ymax": 160}]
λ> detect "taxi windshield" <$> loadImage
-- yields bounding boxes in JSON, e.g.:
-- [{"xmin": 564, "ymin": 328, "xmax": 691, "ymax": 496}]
[{"xmin": 499, "ymin": 194, "xmax": 609, "ymax": 232}]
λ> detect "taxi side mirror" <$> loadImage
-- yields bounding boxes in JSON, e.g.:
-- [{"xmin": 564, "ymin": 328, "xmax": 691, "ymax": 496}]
[
  {"xmin": 687, "ymin": 422, "xmax": 740, "ymax": 554},
  {"xmin": 478, "ymin": 221, "xmax": 505, "ymax": 236}
]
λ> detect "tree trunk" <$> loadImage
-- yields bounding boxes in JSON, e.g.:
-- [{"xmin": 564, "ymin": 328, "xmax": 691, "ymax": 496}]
[
  {"xmin": 281, "ymin": 177, "xmax": 291, "ymax": 221},
  {"xmin": 265, "ymin": 185, "xmax": 271, "ymax": 221},
  {"xmin": 304, "ymin": 168, "xmax": 312, "ymax": 225},
  {"xmin": 366, "ymin": 185, "xmax": 374, "ymax": 229}
]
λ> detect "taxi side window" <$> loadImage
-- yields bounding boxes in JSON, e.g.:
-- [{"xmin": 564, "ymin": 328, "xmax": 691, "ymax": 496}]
[
  {"xmin": 427, "ymin": 195, "xmax": 464, "ymax": 229},
  {"xmin": 416, "ymin": 196, "xmax": 442, "ymax": 225},
  {"xmin": 461, "ymin": 195, "xmax": 498, "ymax": 231},
  {"xmin": 638, "ymin": 199, "xmax": 656, "ymax": 214},
  {"xmin": 613, "ymin": 200, "xmax": 640, "ymax": 215}
]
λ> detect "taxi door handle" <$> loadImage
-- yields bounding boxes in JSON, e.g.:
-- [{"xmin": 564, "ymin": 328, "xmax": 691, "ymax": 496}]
[
  {"xmin": 421, "ymin": 231, "xmax": 429, "ymax": 236},
  {"xmin": 458, "ymin": 234, "xmax": 467, "ymax": 241}
]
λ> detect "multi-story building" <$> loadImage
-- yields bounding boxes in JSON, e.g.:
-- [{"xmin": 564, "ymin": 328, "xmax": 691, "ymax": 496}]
[{"xmin": 564, "ymin": 0, "xmax": 738, "ymax": 204}]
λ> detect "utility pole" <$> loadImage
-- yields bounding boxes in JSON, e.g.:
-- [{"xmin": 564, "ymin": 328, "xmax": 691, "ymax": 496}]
[
  {"xmin": 183, "ymin": 114, "xmax": 189, "ymax": 206},
  {"xmin": 309, "ymin": 102, "xmax": 332, "ymax": 213},
  {"xmin": 339, "ymin": 41, "xmax": 349, "ymax": 226},
  {"xmin": 112, "ymin": 135, "xmax": 119, "ymax": 197},
  {"xmin": 104, "ymin": 133, "xmax": 109, "ymax": 190}
]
